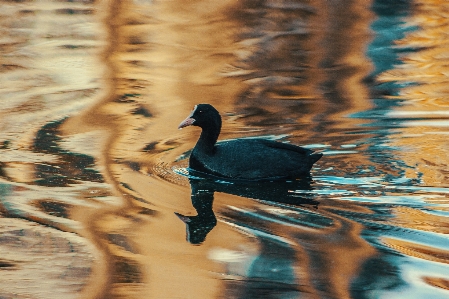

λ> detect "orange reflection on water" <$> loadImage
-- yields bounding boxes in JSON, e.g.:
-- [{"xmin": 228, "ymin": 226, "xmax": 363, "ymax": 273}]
[
  {"xmin": 83, "ymin": 0, "xmax": 255, "ymax": 297},
  {"xmin": 4, "ymin": 0, "xmax": 449, "ymax": 298},
  {"xmin": 379, "ymin": 0, "xmax": 449, "ymax": 106},
  {"xmin": 377, "ymin": 0, "xmax": 449, "ymax": 187},
  {"xmin": 383, "ymin": 236, "xmax": 449, "ymax": 265}
]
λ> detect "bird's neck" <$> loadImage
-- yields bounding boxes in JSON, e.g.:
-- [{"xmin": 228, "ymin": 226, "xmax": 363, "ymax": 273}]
[{"xmin": 195, "ymin": 125, "xmax": 220, "ymax": 155}]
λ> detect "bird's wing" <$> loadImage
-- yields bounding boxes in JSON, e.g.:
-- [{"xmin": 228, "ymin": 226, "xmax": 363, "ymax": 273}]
[{"xmin": 256, "ymin": 139, "xmax": 314, "ymax": 155}]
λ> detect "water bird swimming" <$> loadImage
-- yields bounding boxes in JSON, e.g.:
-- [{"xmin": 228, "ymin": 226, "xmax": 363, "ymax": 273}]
[{"xmin": 178, "ymin": 104, "xmax": 322, "ymax": 181}]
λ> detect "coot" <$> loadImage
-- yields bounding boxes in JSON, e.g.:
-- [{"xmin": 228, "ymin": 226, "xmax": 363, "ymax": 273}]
[{"xmin": 178, "ymin": 104, "xmax": 322, "ymax": 181}]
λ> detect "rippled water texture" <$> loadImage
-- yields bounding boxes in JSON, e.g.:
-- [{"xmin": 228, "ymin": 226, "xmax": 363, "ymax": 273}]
[{"xmin": 1, "ymin": 0, "xmax": 449, "ymax": 298}]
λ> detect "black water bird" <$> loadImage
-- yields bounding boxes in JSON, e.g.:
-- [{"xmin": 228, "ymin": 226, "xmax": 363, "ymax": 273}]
[{"xmin": 178, "ymin": 104, "xmax": 322, "ymax": 181}]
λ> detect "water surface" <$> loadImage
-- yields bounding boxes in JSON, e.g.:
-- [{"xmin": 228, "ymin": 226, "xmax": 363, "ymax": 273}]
[{"xmin": 1, "ymin": 0, "xmax": 449, "ymax": 298}]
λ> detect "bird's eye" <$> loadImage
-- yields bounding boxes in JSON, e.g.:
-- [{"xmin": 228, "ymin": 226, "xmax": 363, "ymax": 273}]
[{"xmin": 198, "ymin": 110, "xmax": 203, "ymax": 113}]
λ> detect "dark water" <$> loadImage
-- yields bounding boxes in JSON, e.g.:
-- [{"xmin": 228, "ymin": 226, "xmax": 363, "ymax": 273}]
[{"xmin": 1, "ymin": 0, "xmax": 449, "ymax": 298}]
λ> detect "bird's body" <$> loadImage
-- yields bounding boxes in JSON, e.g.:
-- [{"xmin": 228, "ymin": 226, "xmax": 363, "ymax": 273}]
[
  {"xmin": 190, "ymin": 138, "xmax": 320, "ymax": 180},
  {"xmin": 179, "ymin": 104, "xmax": 322, "ymax": 181}
]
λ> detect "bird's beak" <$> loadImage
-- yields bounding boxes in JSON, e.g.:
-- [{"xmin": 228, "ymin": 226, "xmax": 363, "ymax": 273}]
[
  {"xmin": 178, "ymin": 116, "xmax": 195, "ymax": 129},
  {"xmin": 175, "ymin": 212, "xmax": 191, "ymax": 223}
]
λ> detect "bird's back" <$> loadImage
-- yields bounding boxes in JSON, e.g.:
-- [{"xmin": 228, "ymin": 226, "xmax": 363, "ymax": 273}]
[{"xmin": 190, "ymin": 138, "xmax": 321, "ymax": 180}]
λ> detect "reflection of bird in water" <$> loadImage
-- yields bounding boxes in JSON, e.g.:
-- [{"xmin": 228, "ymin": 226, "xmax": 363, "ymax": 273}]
[
  {"xmin": 178, "ymin": 104, "xmax": 322, "ymax": 181},
  {"xmin": 176, "ymin": 177, "xmax": 319, "ymax": 244},
  {"xmin": 175, "ymin": 185, "xmax": 216, "ymax": 245}
]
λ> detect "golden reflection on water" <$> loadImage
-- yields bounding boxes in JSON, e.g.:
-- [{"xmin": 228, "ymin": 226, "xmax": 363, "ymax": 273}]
[
  {"xmin": 378, "ymin": 0, "xmax": 449, "ymax": 256},
  {"xmin": 378, "ymin": 0, "xmax": 449, "ymax": 183},
  {"xmin": 0, "ymin": 1, "xmax": 113, "ymax": 298},
  {"xmin": 1, "ymin": 0, "xmax": 449, "ymax": 298},
  {"xmin": 78, "ymin": 0, "xmax": 254, "ymax": 298}
]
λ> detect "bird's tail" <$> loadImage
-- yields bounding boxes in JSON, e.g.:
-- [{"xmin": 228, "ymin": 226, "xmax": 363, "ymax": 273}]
[{"xmin": 309, "ymin": 152, "xmax": 323, "ymax": 165}]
